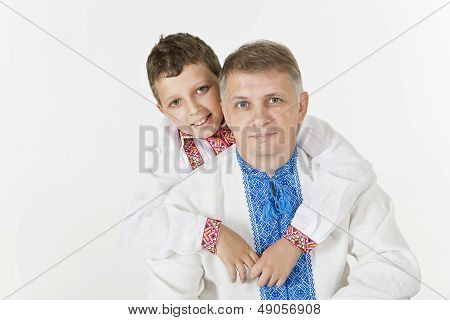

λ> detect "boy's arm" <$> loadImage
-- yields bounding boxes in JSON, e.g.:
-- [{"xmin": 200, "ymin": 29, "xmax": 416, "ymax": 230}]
[
  {"xmin": 119, "ymin": 120, "xmax": 211, "ymax": 258},
  {"xmin": 120, "ymin": 122, "xmax": 258, "ymax": 274},
  {"xmin": 119, "ymin": 150, "xmax": 208, "ymax": 259},
  {"xmin": 251, "ymin": 115, "xmax": 374, "ymax": 286},
  {"xmin": 289, "ymin": 115, "xmax": 374, "ymax": 244}
]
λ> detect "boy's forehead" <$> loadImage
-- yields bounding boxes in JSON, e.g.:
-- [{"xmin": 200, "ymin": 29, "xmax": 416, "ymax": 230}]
[{"xmin": 155, "ymin": 63, "xmax": 219, "ymax": 97}]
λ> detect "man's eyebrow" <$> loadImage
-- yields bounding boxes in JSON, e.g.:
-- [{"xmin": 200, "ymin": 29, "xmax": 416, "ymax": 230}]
[
  {"xmin": 264, "ymin": 92, "xmax": 285, "ymax": 97},
  {"xmin": 230, "ymin": 91, "xmax": 287, "ymax": 100},
  {"xmin": 231, "ymin": 95, "xmax": 248, "ymax": 100}
]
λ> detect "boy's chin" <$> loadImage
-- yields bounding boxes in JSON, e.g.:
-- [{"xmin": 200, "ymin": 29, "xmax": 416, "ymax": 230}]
[{"xmin": 191, "ymin": 124, "xmax": 221, "ymax": 138}]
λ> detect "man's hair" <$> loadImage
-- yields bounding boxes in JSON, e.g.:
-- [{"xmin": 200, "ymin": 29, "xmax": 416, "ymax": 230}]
[
  {"xmin": 146, "ymin": 33, "xmax": 221, "ymax": 103},
  {"xmin": 219, "ymin": 40, "xmax": 303, "ymax": 101}
]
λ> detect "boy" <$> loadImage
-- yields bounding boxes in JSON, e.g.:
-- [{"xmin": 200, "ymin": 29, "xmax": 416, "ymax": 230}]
[{"xmin": 120, "ymin": 33, "xmax": 373, "ymax": 287}]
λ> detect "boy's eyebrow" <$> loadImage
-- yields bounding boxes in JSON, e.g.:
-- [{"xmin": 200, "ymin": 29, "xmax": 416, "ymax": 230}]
[
  {"xmin": 162, "ymin": 80, "xmax": 213, "ymax": 105},
  {"xmin": 162, "ymin": 95, "xmax": 178, "ymax": 106},
  {"xmin": 193, "ymin": 80, "xmax": 211, "ymax": 88}
]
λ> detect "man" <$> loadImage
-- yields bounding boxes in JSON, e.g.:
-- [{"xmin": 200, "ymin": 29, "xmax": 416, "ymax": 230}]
[{"xmin": 146, "ymin": 40, "xmax": 421, "ymax": 299}]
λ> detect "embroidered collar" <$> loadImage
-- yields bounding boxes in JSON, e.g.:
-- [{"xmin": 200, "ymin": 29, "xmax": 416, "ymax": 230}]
[
  {"xmin": 236, "ymin": 147, "xmax": 298, "ymax": 180},
  {"xmin": 178, "ymin": 119, "xmax": 228, "ymax": 144},
  {"xmin": 178, "ymin": 122, "xmax": 236, "ymax": 170},
  {"xmin": 237, "ymin": 148, "xmax": 299, "ymax": 221}
]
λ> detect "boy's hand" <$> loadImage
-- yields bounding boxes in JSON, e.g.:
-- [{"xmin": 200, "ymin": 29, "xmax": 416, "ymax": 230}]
[
  {"xmin": 216, "ymin": 225, "xmax": 259, "ymax": 283},
  {"xmin": 250, "ymin": 238, "xmax": 302, "ymax": 287}
]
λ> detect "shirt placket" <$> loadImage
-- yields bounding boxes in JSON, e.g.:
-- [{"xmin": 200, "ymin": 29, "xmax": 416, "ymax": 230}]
[{"xmin": 269, "ymin": 178, "xmax": 291, "ymax": 300}]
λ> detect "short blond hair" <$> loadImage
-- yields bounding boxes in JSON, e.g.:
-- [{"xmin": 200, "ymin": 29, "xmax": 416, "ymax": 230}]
[{"xmin": 219, "ymin": 40, "xmax": 303, "ymax": 101}]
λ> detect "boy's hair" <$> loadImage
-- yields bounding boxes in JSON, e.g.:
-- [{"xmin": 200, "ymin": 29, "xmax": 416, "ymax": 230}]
[
  {"xmin": 219, "ymin": 40, "xmax": 303, "ymax": 101},
  {"xmin": 146, "ymin": 33, "xmax": 221, "ymax": 103}
]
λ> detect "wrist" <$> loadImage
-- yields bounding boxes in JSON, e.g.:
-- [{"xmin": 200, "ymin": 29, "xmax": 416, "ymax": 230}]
[
  {"xmin": 282, "ymin": 225, "xmax": 317, "ymax": 253},
  {"xmin": 201, "ymin": 218, "xmax": 223, "ymax": 255}
]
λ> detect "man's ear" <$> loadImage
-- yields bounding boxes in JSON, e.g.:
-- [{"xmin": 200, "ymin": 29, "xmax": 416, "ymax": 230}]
[{"xmin": 298, "ymin": 91, "xmax": 309, "ymax": 123}]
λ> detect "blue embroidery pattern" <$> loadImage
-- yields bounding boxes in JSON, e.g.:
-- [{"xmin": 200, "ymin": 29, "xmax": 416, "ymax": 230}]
[{"xmin": 237, "ymin": 148, "xmax": 316, "ymax": 300}]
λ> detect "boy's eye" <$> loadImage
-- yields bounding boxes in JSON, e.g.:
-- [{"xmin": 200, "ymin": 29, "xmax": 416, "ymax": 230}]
[
  {"xmin": 235, "ymin": 101, "xmax": 250, "ymax": 109},
  {"xmin": 196, "ymin": 86, "xmax": 209, "ymax": 94},
  {"xmin": 267, "ymin": 97, "xmax": 281, "ymax": 104},
  {"xmin": 169, "ymin": 99, "xmax": 182, "ymax": 108}
]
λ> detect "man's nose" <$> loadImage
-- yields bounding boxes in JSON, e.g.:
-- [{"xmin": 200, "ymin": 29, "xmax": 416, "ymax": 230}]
[{"xmin": 253, "ymin": 105, "xmax": 272, "ymax": 128}]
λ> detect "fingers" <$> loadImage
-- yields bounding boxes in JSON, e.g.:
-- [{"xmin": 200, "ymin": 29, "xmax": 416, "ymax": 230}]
[
  {"xmin": 242, "ymin": 255, "xmax": 255, "ymax": 270},
  {"xmin": 236, "ymin": 262, "xmax": 247, "ymax": 283},
  {"xmin": 249, "ymin": 250, "xmax": 259, "ymax": 264},
  {"xmin": 267, "ymin": 274, "xmax": 278, "ymax": 287},
  {"xmin": 250, "ymin": 260, "xmax": 263, "ymax": 279},
  {"xmin": 227, "ymin": 264, "xmax": 237, "ymax": 283},
  {"xmin": 275, "ymin": 276, "xmax": 287, "ymax": 288},
  {"xmin": 257, "ymin": 269, "xmax": 271, "ymax": 287}
]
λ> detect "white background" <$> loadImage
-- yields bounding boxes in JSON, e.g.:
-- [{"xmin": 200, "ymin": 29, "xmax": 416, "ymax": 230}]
[{"xmin": 0, "ymin": 0, "xmax": 449, "ymax": 299}]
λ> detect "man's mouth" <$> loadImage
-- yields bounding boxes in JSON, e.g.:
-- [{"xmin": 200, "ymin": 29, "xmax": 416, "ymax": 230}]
[
  {"xmin": 250, "ymin": 132, "xmax": 278, "ymax": 141},
  {"xmin": 191, "ymin": 113, "xmax": 212, "ymax": 127}
]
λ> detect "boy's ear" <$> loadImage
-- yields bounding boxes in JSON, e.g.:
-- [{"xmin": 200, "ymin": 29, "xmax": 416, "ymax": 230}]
[{"xmin": 156, "ymin": 103, "xmax": 164, "ymax": 114}]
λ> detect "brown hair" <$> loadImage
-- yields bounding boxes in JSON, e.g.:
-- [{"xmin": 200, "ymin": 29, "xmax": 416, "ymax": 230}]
[
  {"xmin": 146, "ymin": 33, "xmax": 221, "ymax": 103},
  {"xmin": 219, "ymin": 40, "xmax": 303, "ymax": 100}
]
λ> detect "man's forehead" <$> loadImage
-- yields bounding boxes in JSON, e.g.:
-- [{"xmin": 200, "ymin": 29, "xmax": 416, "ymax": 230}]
[{"xmin": 226, "ymin": 70, "xmax": 293, "ymax": 98}]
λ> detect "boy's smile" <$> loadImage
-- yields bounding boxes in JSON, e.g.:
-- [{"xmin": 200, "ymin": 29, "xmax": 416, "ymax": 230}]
[{"xmin": 155, "ymin": 63, "xmax": 224, "ymax": 138}]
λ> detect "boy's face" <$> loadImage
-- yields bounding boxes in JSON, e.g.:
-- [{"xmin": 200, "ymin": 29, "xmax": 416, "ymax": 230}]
[
  {"xmin": 221, "ymin": 70, "xmax": 308, "ymax": 160},
  {"xmin": 155, "ymin": 63, "xmax": 224, "ymax": 138}
]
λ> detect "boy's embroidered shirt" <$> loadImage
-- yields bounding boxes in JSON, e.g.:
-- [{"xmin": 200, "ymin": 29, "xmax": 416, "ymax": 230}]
[
  {"xmin": 236, "ymin": 148, "xmax": 316, "ymax": 300},
  {"xmin": 121, "ymin": 116, "xmax": 374, "ymax": 261},
  {"xmin": 283, "ymin": 225, "xmax": 317, "ymax": 253},
  {"xmin": 179, "ymin": 124, "xmax": 236, "ymax": 170},
  {"xmin": 147, "ymin": 145, "xmax": 421, "ymax": 300},
  {"xmin": 201, "ymin": 218, "xmax": 222, "ymax": 254}
]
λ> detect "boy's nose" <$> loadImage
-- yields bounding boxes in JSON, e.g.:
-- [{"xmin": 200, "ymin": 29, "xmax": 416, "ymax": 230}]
[{"xmin": 187, "ymin": 99, "xmax": 202, "ymax": 116}]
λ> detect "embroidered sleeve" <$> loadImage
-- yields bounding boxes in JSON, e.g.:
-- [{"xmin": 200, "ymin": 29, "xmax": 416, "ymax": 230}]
[
  {"xmin": 283, "ymin": 225, "xmax": 317, "ymax": 253},
  {"xmin": 201, "ymin": 218, "xmax": 223, "ymax": 255}
]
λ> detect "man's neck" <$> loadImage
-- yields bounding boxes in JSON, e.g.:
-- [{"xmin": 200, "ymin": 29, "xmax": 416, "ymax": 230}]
[{"xmin": 237, "ymin": 145, "xmax": 296, "ymax": 178}]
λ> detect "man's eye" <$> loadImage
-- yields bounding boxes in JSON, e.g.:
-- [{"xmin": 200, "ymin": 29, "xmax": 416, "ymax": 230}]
[
  {"xmin": 196, "ymin": 86, "xmax": 209, "ymax": 94},
  {"xmin": 235, "ymin": 101, "xmax": 250, "ymax": 109},
  {"xmin": 169, "ymin": 99, "xmax": 182, "ymax": 107},
  {"xmin": 267, "ymin": 97, "xmax": 281, "ymax": 104}
]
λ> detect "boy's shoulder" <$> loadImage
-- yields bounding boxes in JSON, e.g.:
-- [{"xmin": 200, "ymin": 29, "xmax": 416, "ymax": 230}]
[{"xmin": 166, "ymin": 145, "xmax": 238, "ymax": 197}]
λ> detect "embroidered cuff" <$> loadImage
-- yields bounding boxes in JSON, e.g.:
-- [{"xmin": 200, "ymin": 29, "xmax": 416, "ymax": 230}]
[
  {"xmin": 201, "ymin": 218, "xmax": 223, "ymax": 255},
  {"xmin": 283, "ymin": 225, "xmax": 317, "ymax": 253}
]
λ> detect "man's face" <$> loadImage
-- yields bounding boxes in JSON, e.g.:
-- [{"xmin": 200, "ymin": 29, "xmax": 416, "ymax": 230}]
[
  {"xmin": 222, "ymin": 70, "xmax": 308, "ymax": 161},
  {"xmin": 155, "ymin": 63, "xmax": 224, "ymax": 138}
]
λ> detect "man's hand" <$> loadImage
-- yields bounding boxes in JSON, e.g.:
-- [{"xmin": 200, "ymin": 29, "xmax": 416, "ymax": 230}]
[
  {"xmin": 250, "ymin": 237, "xmax": 302, "ymax": 287},
  {"xmin": 216, "ymin": 225, "xmax": 259, "ymax": 283}
]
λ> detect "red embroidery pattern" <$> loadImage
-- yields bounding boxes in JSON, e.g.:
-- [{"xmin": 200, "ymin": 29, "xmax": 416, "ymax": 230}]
[
  {"xmin": 204, "ymin": 125, "xmax": 236, "ymax": 155},
  {"xmin": 179, "ymin": 124, "xmax": 236, "ymax": 170},
  {"xmin": 182, "ymin": 137, "xmax": 204, "ymax": 170},
  {"xmin": 283, "ymin": 225, "xmax": 317, "ymax": 253},
  {"xmin": 201, "ymin": 218, "xmax": 223, "ymax": 254}
]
